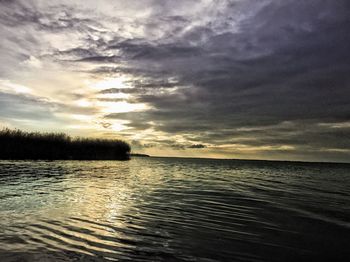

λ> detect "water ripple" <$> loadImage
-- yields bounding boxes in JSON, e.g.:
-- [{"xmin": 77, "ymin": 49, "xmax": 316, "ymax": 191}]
[{"xmin": 0, "ymin": 158, "xmax": 350, "ymax": 261}]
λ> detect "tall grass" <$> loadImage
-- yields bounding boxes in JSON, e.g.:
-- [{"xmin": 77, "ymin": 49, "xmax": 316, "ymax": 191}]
[{"xmin": 0, "ymin": 128, "xmax": 130, "ymax": 160}]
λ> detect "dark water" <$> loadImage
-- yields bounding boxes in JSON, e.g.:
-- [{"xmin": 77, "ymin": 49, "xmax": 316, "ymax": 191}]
[{"xmin": 0, "ymin": 158, "xmax": 350, "ymax": 261}]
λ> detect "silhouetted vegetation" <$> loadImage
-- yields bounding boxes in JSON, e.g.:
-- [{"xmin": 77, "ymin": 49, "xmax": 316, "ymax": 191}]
[{"xmin": 0, "ymin": 128, "xmax": 130, "ymax": 160}]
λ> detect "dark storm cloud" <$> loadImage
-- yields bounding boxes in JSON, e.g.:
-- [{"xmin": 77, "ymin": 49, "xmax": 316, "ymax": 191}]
[
  {"xmin": 188, "ymin": 144, "xmax": 206, "ymax": 149},
  {"xmin": 1, "ymin": 0, "xmax": 349, "ymax": 161},
  {"xmin": 0, "ymin": 0, "xmax": 102, "ymax": 32},
  {"xmin": 125, "ymin": 121, "xmax": 152, "ymax": 130},
  {"xmin": 98, "ymin": 78, "xmax": 180, "ymax": 95},
  {"xmin": 99, "ymin": 0, "xmax": 350, "ymax": 160}
]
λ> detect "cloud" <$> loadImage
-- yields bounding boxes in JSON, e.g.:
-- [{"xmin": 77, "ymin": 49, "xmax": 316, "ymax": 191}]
[
  {"xmin": 0, "ymin": 91, "xmax": 57, "ymax": 121},
  {"xmin": 0, "ymin": 0, "xmax": 349, "ymax": 161}
]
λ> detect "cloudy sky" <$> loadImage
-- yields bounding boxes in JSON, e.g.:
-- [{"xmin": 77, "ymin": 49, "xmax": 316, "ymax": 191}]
[{"xmin": 0, "ymin": 0, "xmax": 349, "ymax": 162}]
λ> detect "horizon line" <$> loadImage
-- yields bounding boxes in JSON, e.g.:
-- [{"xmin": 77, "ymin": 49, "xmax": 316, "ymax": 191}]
[{"xmin": 142, "ymin": 155, "xmax": 350, "ymax": 165}]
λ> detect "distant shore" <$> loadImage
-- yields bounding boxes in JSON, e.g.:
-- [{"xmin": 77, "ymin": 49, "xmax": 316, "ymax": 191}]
[
  {"xmin": 130, "ymin": 153, "xmax": 150, "ymax": 158},
  {"xmin": 150, "ymin": 155, "xmax": 350, "ymax": 166},
  {"xmin": 0, "ymin": 128, "xmax": 130, "ymax": 160}
]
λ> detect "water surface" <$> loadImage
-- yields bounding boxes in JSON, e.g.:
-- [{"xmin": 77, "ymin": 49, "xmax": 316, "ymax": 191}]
[{"xmin": 0, "ymin": 157, "xmax": 350, "ymax": 261}]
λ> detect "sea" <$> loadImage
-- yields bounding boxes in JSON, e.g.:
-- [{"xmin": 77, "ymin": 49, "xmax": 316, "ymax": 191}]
[{"xmin": 0, "ymin": 157, "xmax": 349, "ymax": 261}]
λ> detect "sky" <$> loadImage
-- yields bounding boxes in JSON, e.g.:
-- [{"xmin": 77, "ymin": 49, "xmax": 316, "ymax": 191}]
[{"xmin": 0, "ymin": 0, "xmax": 349, "ymax": 162}]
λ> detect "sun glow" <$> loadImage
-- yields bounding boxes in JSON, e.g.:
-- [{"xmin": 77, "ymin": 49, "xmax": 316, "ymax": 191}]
[
  {"xmin": 91, "ymin": 76, "xmax": 131, "ymax": 90},
  {"xmin": 76, "ymin": 99, "xmax": 93, "ymax": 107},
  {"xmin": 96, "ymin": 93, "xmax": 130, "ymax": 100},
  {"xmin": 107, "ymin": 120, "xmax": 130, "ymax": 132},
  {"xmin": 98, "ymin": 101, "xmax": 149, "ymax": 114}
]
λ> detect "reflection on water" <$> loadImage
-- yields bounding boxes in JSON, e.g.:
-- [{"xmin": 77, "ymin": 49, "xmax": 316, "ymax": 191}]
[{"xmin": 0, "ymin": 158, "xmax": 350, "ymax": 261}]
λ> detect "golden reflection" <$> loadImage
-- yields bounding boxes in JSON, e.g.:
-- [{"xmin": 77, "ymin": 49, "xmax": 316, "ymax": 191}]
[{"xmin": 52, "ymin": 161, "xmax": 162, "ymax": 233}]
